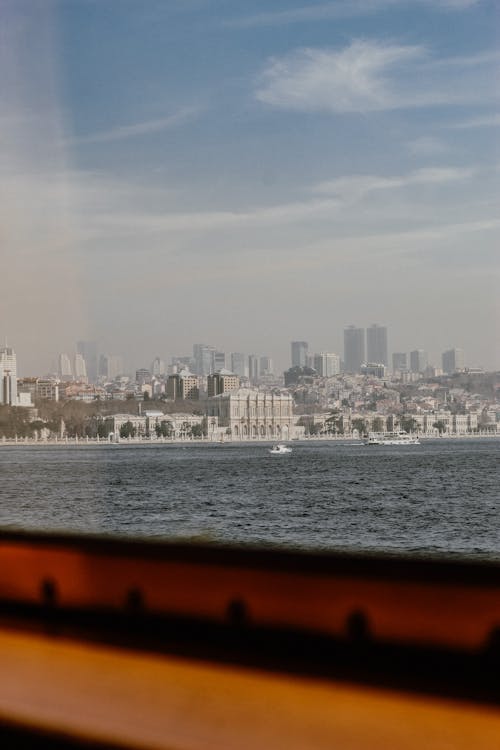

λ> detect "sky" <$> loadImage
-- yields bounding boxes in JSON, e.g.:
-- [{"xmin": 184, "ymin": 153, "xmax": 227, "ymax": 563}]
[{"xmin": 1, "ymin": 0, "xmax": 499, "ymax": 375}]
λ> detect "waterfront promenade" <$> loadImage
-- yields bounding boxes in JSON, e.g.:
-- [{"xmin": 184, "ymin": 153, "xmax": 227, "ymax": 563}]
[{"xmin": 1, "ymin": 433, "xmax": 498, "ymax": 447}]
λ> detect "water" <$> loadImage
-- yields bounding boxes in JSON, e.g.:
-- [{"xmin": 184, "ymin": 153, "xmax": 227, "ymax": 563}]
[{"xmin": 0, "ymin": 439, "xmax": 499, "ymax": 557}]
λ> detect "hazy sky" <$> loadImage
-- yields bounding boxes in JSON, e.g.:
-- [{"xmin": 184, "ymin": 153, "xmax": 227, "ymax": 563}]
[{"xmin": 1, "ymin": 0, "xmax": 499, "ymax": 374}]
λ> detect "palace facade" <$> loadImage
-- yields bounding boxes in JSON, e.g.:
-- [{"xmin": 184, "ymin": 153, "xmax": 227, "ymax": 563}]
[{"xmin": 207, "ymin": 388, "xmax": 300, "ymax": 440}]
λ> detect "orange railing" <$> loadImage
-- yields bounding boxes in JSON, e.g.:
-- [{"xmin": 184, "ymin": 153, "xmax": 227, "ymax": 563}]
[{"xmin": 0, "ymin": 530, "xmax": 499, "ymax": 747}]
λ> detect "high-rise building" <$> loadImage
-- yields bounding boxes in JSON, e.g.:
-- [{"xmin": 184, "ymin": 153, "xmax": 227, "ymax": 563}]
[
  {"xmin": 248, "ymin": 354, "xmax": 259, "ymax": 384},
  {"xmin": 0, "ymin": 346, "xmax": 18, "ymax": 405},
  {"xmin": 151, "ymin": 357, "xmax": 166, "ymax": 377},
  {"xmin": 361, "ymin": 363, "xmax": 386, "ymax": 378},
  {"xmin": 59, "ymin": 353, "xmax": 72, "ymax": 379},
  {"xmin": 214, "ymin": 351, "xmax": 226, "ymax": 371},
  {"xmin": 74, "ymin": 353, "xmax": 87, "ymax": 380},
  {"xmin": 135, "ymin": 369, "xmax": 151, "ymax": 386},
  {"xmin": 259, "ymin": 356, "xmax": 274, "ymax": 376},
  {"xmin": 442, "ymin": 348, "xmax": 465, "ymax": 374},
  {"xmin": 410, "ymin": 349, "xmax": 428, "ymax": 373},
  {"xmin": 343, "ymin": 326, "xmax": 365, "ymax": 374},
  {"xmin": 291, "ymin": 341, "xmax": 308, "ymax": 368},
  {"xmin": 366, "ymin": 324, "xmax": 388, "ymax": 366},
  {"xmin": 193, "ymin": 344, "xmax": 216, "ymax": 376},
  {"xmin": 167, "ymin": 371, "xmax": 199, "ymax": 400},
  {"xmin": 231, "ymin": 353, "xmax": 248, "ymax": 378},
  {"xmin": 392, "ymin": 352, "xmax": 408, "ymax": 372},
  {"xmin": 76, "ymin": 341, "xmax": 98, "ymax": 383},
  {"xmin": 313, "ymin": 352, "xmax": 341, "ymax": 377},
  {"xmin": 170, "ymin": 356, "xmax": 195, "ymax": 374},
  {"xmin": 207, "ymin": 370, "xmax": 240, "ymax": 397},
  {"xmin": 99, "ymin": 354, "xmax": 123, "ymax": 380}
]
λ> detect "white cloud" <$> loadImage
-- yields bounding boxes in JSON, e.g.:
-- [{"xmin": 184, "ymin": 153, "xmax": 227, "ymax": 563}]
[
  {"xmin": 408, "ymin": 136, "xmax": 449, "ymax": 155},
  {"xmin": 311, "ymin": 166, "xmax": 474, "ymax": 200},
  {"xmin": 225, "ymin": 0, "xmax": 480, "ymax": 29},
  {"xmin": 53, "ymin": 164, "xmax": 474, "ymax": 243},
  {"xmin": 70, "ymin": 106, "xmax": 201, "ymax": 145},
  {"xmin": 255, "ymin": 40, "xmax": 496, "ymax": 114},
  {"xmin": 447, "ymin": 113, "xmax": 500, "ymax": 129},
  {"xmin": 256, "ymin": 41, "xmax": 427, "ymax": 114}
]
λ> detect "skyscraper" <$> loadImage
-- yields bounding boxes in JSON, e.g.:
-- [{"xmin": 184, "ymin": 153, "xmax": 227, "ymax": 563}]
[
  {"xmin": 343, "ymin": 326, "xmax": 365, "ymax": 373},
  {"xmin": 410, "ymin": 349, "xmax": 428, "ymax": 373},
  {"xmin": 259, "ymin": 356, "xmax": 274, "ymax": 376},
  {"xmin": 231, "ymin": 353, "xmax": 248, "ymax": 378},
  {"xmin": 442, "ymin": 348, "xmax": 465, "ymax": 374},
  {"xmin": 291, "ymin": 341, "xmax": 308, "ymax": 368},
  {"xmin": 214, "ymin": 351, "xmax": 226, "ymax": 371},
  {"xmin": 59, "ymin": 353, "xmax": 73, "ymax": 379},
  {"xmin": 74, "ymin": 353, "xmax": 87, "ymax": 380},
  {"xmin": 313, "ymin": 352, "xmax": 341, "ymax": 377},
  {"xmin": 193, "ymin": 344, "xmax": 216, "ymax": 376},
  {"xmin": 392, "ymin": 352, "xmax": 408, "ymax": 372},
  {"xmin": 0, "ymin": 346, "xmax": 17, "ymax": 405},
  {"xmin": 248, "ymin": 354, "xmax": 259, "ymax": 384},
  {"xmin": 76, "ymin": 340, "xmax": 98, "ymax": 383},
  {"xmin": 151, "ymin": 357, "xmax": 166, "ymax": 377},
  {"xmin": 366, "ymin": 324, "xmax": 388, "ymax": 366}
]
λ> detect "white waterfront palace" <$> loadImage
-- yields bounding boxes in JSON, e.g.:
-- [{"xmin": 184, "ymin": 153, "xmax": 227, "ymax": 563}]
[{"xmin": 206, "ymin": 388, "xmax": 300, "ymax": 440}]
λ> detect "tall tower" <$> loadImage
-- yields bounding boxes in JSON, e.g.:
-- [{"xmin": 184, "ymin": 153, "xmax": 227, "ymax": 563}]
[
  {"xmin": 59, "ymin": 353, "xmax": 73, "ymax": 379},
  {"xmin": 248, "ymin": 354, "xmax": 259, "ymax": 384},
  {"xmin": 291, "ymin": 341, "xmax": 308, "ymax": 368},
  {"xmin": 193, "ymin": 344, "xmax": 216, "ymax": 376},
  {"xmin": 214, "ymin": 351, "xmax": 226, "ymax": 371},
  {"xmin": 442, "ymin": 348, "xmax": 465, "ymax": 374},
  {"xmin": 343, "ymin": 326, "xmax": 365, "ymax": 374},
  {"xmin": 410, "ymin": 349, "xmax": 428, "ymax": 373},
  {"xmin": 151, "ymin": 357, "xmax": 166, "ymax": 377},
  {"xmin": 231, "ymin": 353, "xmax": 247, "ymax": 378},
  {"xmin": 313, "ymin": 352, "xmax": 340, "ymax": 377},
  {"xmin": 392, "ymin": 352, "xmax": 408, "ymax": 372},
  {"xmin": 259, "ymin": 356, "xmax": 274, "ymax": 376},
  {"xmin": 0, "ymin": 346, "xmax": 18, "ymax": 405},
  {"xmin": 76, "ymin": 341, "xmax": 98, "ymax": 383},
  {"xmin": 74, "ymin": 353, "xmax": 87, "ymax": 380},
  {"xmin": 366, "ymin": 324, "xmax": 388, "ymax": 366}
]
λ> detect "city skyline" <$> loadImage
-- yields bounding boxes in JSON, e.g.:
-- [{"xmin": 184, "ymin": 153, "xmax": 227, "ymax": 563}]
[
  {"xmin": 2, "ymin": 330, "xmax": 486, "ymax": 383},
  {"xmin": 1, "ymin": 1, "xmax": 498, "ymax": 375}
]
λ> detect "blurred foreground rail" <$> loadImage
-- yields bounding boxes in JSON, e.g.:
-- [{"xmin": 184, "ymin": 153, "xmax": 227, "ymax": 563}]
[{"xmin": 0, "ymin": 530, "xmax": 499, "ymax": 748}]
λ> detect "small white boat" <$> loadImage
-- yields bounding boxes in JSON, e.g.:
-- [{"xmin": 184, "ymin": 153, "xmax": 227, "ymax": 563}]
[
  {"xmin": 269, "ymin": 443, "xmax": 292, "ymax": 455},
  {"xmin": 365, "ymin": 431, "xmax": 420, "ymax": 446}
]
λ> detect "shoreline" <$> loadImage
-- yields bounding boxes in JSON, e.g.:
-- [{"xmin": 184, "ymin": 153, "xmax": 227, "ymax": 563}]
[{"xmin": 0, "ymin": 433, "xmax": 498, "ymax": 447}]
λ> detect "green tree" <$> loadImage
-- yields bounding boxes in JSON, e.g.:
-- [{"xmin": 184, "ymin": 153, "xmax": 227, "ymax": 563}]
[
  {"xmin": 324, "ymin": 410, "xmax": 340, "ymax": 435},
  {"xmin": 119, "ymin": 421, "xmax": 136, "ymax": 438},
  {"xmin": 433, "ymin": 420, "xmax": 447, "ymax": 435},
  {"xmin": 352, "ymin": 418, "xmax": 368, "ymax": 436},
  {"xmin": 371, "ymin": 417, "xmax": 384, "ymax": 432},
  {"xmin": 0, "ymin": 406, "xmax": 31, "ymax": 438},
  {"xmin": 29, "ymin": 420, "xmax": 46, "ymax": 437},
  {"xmin": 97, "ymin": 422, "xmax": 110, "ymax": 438},
  {"xmin": 155, "ymin": 420, "xmax": 173, "ymax": 438},
  {"xmin": 401, "ymin": 417, "xmax": 419, "ymax": 433}
]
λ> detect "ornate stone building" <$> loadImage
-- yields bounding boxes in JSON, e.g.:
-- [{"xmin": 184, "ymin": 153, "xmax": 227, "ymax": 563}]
[{"xmin": 207, "ymin": 388, "xmax": 299, "ymax": 439}]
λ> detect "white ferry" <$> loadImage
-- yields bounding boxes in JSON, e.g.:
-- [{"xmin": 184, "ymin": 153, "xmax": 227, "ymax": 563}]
[
  {"xmin": 269, "ymin": 443, "xmax": 293, "ymax": 455},
  {"xmin": 365, "ymin": 431, "xmax": 420, "ymax": 446}
]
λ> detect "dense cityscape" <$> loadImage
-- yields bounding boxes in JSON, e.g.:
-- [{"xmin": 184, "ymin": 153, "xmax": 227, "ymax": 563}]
[{"xmin": 1, "ymin": 325, "xmax": 498, "ymax": 441}]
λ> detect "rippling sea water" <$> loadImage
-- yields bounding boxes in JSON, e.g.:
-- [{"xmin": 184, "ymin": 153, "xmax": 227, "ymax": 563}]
[{"xmin": 0, "ymin": 439, "xmax": 498, "ymax": 557}]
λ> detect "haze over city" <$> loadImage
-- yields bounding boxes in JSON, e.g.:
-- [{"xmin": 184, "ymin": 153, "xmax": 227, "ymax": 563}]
[{"xmin": 1, "ymin": 0, "xmax": 499, "ymax": 375}]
